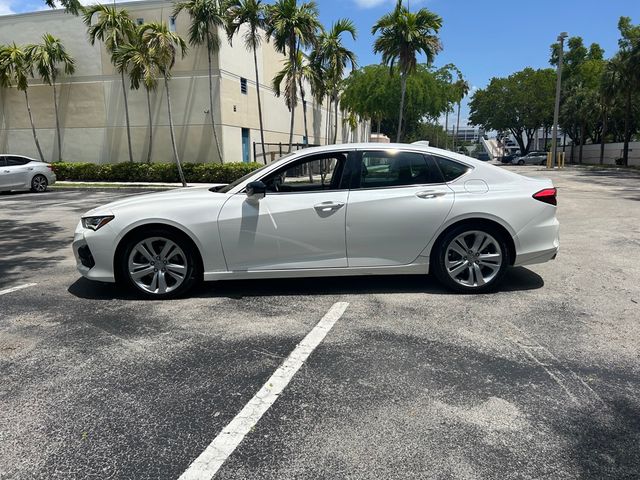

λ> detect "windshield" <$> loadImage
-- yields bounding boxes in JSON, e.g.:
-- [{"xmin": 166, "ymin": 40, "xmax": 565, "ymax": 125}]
[
  {"xmin": 214, "ymin": 152, "xmax": 297, "ymax": 193},
  {"xmin": 215, "ymin": 164, "xmax": 270, "ymax": 193}
]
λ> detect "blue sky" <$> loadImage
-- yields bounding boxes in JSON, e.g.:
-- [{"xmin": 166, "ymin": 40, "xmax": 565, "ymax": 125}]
[{"xmin": 3, "ymin": 0, "xmax": 640, "ymax": 125}]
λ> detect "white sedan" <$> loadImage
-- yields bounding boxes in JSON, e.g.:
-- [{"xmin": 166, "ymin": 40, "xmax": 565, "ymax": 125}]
[
  {"xmin": 0, "ymin": 155, "xmax": 56, "ymax": 193},
  {"xmin": 72, "ymin": 144, "xmax": 559, "ymax": 298}
]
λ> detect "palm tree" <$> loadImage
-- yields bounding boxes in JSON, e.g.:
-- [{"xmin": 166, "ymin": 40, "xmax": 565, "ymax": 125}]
[
  {"xmin": 173, "ymin": 0, "xmax": 225, "ymax": 163},
  {"xmin": 44, "ymin": 0, "xmax": 82, "ymax": 15},
  {"xmin": 312, "ymin": 19, "xmax": 357, "ymax": 144},
  {"xmin": 26, "ymin": 34, "xmax": 75, "ymax": 162},
  {"xmin": 83, "ymin": 4, "xmax": 136, "ymax": 163},
  {"xmin": 114, "ymin": 26, "xmax": 160, "ymax": 164},
  {"xmin": 265, "ymin": 0, "xmax": 321, "ymax": 152},
  {"xmin": 372, "ymin": 0, "xmax": 442, "ymax": 142},
  {"xmin": 453, "ymin": 78, "xmax": 469, "ymax": 150},
  {"xmin": 139, "ymin": 22, "xmax": 188, "ymax": 186},
  {"xmin": 226, "ymin": 0, "xmax": 267, "ymax": 160},
  {"xmin": 0, "ymin": 44, "xmax": 45, "ymax": 162}
]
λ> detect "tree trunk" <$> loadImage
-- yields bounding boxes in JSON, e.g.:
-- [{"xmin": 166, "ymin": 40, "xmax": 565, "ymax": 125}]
[
  {"xmin": 120, "ymin": 71, "xmax": 134, "ymax": 163},
  {"xmin": 208, "ymin": 46, "xmax": 224, "ymax": 163},
  {"xmin": 164, "ymin": 75, "xmax": 186, "ymax": 187},
  {"xmin": 377, "ymin": 116, "xmax": 381, "ymax": 135},
  {"xmin": 298, "ymin": 77, "xmax": 309, "ymax": 146},
  {"xmin": 623, "ymin": 87, "xmax": 631, "ymax": 167},
  {"xmin": 444, "ymin": 109, "xmax": 449, "ymax": 149},
  {"xmin": 579, "ymin": 123, "xmax": 585, "ymax": 164},
  {"xmin": 24, "ymin": 89, "xmax": 45, "ymax": 162},
  {"xmin": 253, "ymin": 46, "xmax": 266, "ymax": 162},
  {"xmin": 396, "ymin": 71, "xmax": 407, "ymax": 142},
  {"xmin": 333, "ymin": 92, "xmax": 339, "ymax": 144},
  {"xmin": 146, "ymin": 88, "xmax": 153, "ymax": 164},
  {"xmin": 454, "ymin": 100, "xmax": 461, "ymax": 151},
  {"xmin": 326, "ymin": 94, "xmax": 332, "ymax": 145},
  {"xmin": 599, "ymin": 109, "xmax": 607, "ymax": 165},
  {"xmin": 52, "ymin": 82, "xmax": 62, "ymax": 161},
  {"xmin": 287, "ymin": 40, "xmax": 297, "ymax": 153}
]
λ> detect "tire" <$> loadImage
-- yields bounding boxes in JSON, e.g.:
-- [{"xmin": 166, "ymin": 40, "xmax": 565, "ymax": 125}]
[
  {"xmin": 431, "ymin": 224, "xmax": 511, "ymax": 294},
  {"xmin": 517, "ymin": 159, "xmax": 525, "ymax": 165},
  {"xmin": 118, "ymin": 228, "xmax": 201, "ymax": 299},
  {"xmin": 30, "ymin": 174, "xmax": 48, "ymax": 192}
]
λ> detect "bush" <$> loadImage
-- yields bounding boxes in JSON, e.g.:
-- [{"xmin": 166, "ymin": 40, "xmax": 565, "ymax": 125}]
[{"xmin": 51, "ymin": 161, "xmax": 263, "ymax": 184}]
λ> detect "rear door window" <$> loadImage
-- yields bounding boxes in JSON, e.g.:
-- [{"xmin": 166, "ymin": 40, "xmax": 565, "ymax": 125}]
[
  {"xmin": 357, "ymin": 150, "xmax": 440, "ymax": 189},
  {"xmin": 432, "ymin": 156, "xmax": 471, "ymax": 182},
  {"xmin": 7, "ymin": 157, "xmax": 29, "ymax": 166}
]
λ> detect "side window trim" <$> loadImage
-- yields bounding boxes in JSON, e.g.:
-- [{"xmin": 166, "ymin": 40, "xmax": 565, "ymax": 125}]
[
  {"xmin": 255, "ymin": 151, "xmax": 352, "ymax": 194},
  {"xmin": 351, "ymin": 150, "xmax": 445, "ymax": 190}
]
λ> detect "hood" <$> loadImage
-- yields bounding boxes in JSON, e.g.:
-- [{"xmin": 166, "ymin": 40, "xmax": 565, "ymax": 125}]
[{"xmin": 83, "ymin": 186, "xmax": 228, "ymax": 216}]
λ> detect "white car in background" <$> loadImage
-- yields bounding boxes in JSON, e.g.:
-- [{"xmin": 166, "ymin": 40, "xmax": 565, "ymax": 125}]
[
  {"xmin": 73, "ymin": 143, "xmax": 559, "ymax": 298},
  {"xmin": 0, "ymin": 155, "xmax": 56, "ymax": 193}
]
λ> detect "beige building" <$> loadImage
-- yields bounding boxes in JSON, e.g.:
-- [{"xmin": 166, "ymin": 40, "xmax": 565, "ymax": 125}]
[{"xmin": 0, "ymin": 0, "xmax": 369, "ymax": 164}]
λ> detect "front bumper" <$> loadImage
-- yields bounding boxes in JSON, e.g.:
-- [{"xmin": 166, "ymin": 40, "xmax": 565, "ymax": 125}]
[{"xmin": 72, "ymin": 225, "xmax": 116, "ymax": 283}]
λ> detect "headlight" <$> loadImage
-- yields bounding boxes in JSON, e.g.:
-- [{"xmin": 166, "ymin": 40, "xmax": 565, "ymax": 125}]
[{"xmin": 81, "ymin": 215, "xmax": 114, "ymax": 231}]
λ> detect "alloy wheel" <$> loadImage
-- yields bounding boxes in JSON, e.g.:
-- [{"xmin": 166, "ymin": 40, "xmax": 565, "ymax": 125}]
[
  {"xmin": 445, "ymin": 230, "xmax": 503, "ymax": 288},
  {"xmin": 127, "ymin": 237, "xmax": 188, "ymax": 295},
  {"xmin": 32, "ymin": 175, "xmax": 47, "ymax": 192}
]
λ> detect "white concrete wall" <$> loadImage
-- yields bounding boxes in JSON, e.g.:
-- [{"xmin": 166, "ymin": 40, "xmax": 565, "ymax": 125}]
[
  {"xmin": 0, "ymin": 0, "xmax": 363, "ymax": 165},
  {"xmin": 570, "ymin": 142, "xmax": 640, "ymax": 167}
]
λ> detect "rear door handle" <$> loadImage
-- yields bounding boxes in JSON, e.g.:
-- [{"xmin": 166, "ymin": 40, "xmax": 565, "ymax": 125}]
[
  {"xmin": 416, "ymin": 190, "xmax": 446, "ymax": 199},
  {"xmin": 314, "ymin": 201, "xmax": 345, "ymax": 213}
]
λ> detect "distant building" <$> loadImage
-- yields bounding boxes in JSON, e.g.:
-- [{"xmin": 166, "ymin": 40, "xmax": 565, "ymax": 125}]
[
  {"xmin": 446, "ymin": 126, "xmax": 485, "ymax": 143},
  {"xmin": 0, "ymin": 0, "xmax": 369, "ymax": 164}
]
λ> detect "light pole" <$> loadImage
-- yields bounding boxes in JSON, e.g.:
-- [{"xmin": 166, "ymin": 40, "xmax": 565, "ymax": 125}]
[{"xmin": 551, "ymin": 32, "xmax": 568, "ymax": 168}]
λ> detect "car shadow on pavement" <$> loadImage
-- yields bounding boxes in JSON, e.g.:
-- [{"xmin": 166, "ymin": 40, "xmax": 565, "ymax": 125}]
[
  {"xmin": 67, "ymin": 266, "xmax": 544, "ymax": 300},
  {"xmin": 0, "ymin": 219, "xmax": 67, "ymax": 288}
]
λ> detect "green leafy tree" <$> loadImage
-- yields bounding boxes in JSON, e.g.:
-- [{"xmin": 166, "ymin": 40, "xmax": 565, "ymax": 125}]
[
  {"xmin": 453, "ymin": 78, "xmax": 469, "ymax": 150},
  {"xmin": 114, "ymin": 26, "xmax": 160, "ymax": 164},
  {"xmin": 44, "ymin": 0, "xmax": 82, "ymax": 15},
  {"xmin": 372, "ymin": 0, "xmax": 442, "ymax": 142},
  {"xmin": 226, "ymin": 0, "xmax": 267, "ymax": 158},
  {"xmin": 265, "ymin": 0, "xmax": 321, "ymax": 152},
  {"xmin": 469, "ymin": 68, "xmax": 555, "ymax": 154},
  {"xmin": 173, "ymin": 0, "xmax": 225, "ymax": 162},
  {"xmin": 312, "ymin": 19, "xmax": 357, "ymax": 143},
  {"xmin": 83, "ymin": 4, "xmax": 136, "ymax": 163},
  {"xmin": 0, "ymin": 44, "xmax": 45, "ymax": 162},
  {"xmin": 26, "ymin": 34, "xmax": 75, "ymax": 161},
  {"xmin": 139, "ymin": 22, "xmax": 188, "ymax": 186}
]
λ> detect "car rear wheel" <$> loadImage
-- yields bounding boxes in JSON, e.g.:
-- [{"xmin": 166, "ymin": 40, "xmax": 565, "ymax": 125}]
[
  {"xmin": 120, "ymin": 229, "xmax": 200, "ymax": 299},
  {"xmin": 432, "ymin": 225, "xmax": 510, "ymax": 293},
  {"xmin": 31, "ymin": 174, "xmax": 48, "ymax": 192},
  {"xmin": 517, "ymin": 159, "xmax": 525, "ymax": 165}
]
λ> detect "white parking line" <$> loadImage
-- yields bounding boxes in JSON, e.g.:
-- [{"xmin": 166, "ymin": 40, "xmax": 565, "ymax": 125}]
[
  {"xmin": 0, "ymin": 283, "xmax": 38, "ymax": 296},
  {"xmin": 178, "ymin": 301, "xmax": 350, "ymax": 480}
]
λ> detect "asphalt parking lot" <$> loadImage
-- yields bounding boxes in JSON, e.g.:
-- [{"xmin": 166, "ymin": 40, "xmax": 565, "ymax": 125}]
[{"xmin": 1, "ymin": 165, "xmax": 639, "ymax": 479}]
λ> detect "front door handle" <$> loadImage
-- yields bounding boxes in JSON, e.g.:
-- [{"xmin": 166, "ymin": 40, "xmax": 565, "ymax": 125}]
[
  {"xmin": 416, "ymin": 190, "xmax": 446, "ymax": 199},
  {"xmin": 314, "ymin": 201, "xmax": 345, "ymax": 213}
]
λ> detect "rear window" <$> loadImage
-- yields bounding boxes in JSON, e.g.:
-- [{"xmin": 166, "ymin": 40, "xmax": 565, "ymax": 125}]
[
  {"xmin": 7, "ymin": 157, "xmax": 30, "ymax": 166},
  {"xmin": 433, "ymin": 156, "xmax": 471, "ymax": 182}
]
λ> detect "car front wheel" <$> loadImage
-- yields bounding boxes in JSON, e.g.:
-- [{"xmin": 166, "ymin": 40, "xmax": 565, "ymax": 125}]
[
  {"xmin": 120, "ymin": 229, "xmax": 200, "ymax": 299},
  {"xmin": 31, "ymin": 174, "xmax": 48, "ymax": 192},
  {"xmin": 517, "ymin": 159, "xmax": 525, "ymax": 165},
  {"xmin": 432, "ymin": 225, "xmax": 510, "ymax": 293}
]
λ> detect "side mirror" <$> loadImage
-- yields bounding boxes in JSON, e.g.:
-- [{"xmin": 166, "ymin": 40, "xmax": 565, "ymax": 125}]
[{"xmin": 246, "ymin": 180, "xmax": 266, "ymax": 199}]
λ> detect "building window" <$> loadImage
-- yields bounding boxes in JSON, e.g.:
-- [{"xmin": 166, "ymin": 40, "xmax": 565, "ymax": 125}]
[
  {"xmin": 240, "ymin": 77, "xmax": 247, "ymax": 95},
  {"xmin": 169, "ymin": 16, "xmax": 176, "ymax": 32},
  {"xmin": 136, "ymin": 18, "xmax": 144, "ymax": 26}
]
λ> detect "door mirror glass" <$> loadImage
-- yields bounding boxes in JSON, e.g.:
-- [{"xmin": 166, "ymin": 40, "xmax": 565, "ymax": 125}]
[{"xmin": 246, "ymin": 180, "xmax": 267, "ymax": 199}]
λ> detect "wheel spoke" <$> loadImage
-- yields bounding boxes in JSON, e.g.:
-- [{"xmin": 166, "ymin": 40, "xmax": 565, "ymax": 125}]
[
  {"xmin": 449, "ymin": 260, "xmax": 469, "ymax": 277},
  {"xmin": 471, "ymin": 233, "xmax": 486, "ymax": 252},
  {"xmin": 449, "ymin": 242, "xmax": 467, "ymax": 258},
  {"xmin": 166, "ymin": 263, "xmax": 186, "ymax": 275},
  {"xmin": 160, "ymin": 240, "xmax": 177, "ymax": 260},
  {"xmin": 149, "ymin": 272, "xmax": 159, "ymax": 291},
  {"xmin": 131, "ymin": 265, "xmax": 155, "ymax": 279},
  {"xmin": 473, "ymin": 264, "xmax": 485, "ymax": 286},
  {"xmin": 136, "ymin": 244, "xmax": 155, "ymax": 263},
  {"xmin": 157, "ymin": 271, "xmax": 168, "ymax": 293}
]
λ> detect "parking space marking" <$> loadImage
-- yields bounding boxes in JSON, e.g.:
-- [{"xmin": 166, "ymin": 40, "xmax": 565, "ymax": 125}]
[
  {"xmin": 178, "ymin": 301, "xmax": 350, "ymax": 480},
  {"xmin": 0, "ymin": 283, "xmax": 38, "ymax": 296}
]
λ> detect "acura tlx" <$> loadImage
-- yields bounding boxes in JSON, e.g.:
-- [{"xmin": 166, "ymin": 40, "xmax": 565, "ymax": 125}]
[{"xmin": 72, "ymin": 143, "xmax": 559, "ymax": 299}]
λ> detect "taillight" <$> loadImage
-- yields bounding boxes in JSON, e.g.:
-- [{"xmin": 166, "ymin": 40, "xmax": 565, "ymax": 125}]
[{"xmin": 533, "ymin": 188, "xmax": 557, "ymax": 206}]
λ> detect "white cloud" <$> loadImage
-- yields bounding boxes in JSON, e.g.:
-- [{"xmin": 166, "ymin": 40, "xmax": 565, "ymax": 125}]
[
  {"xmin": 0, "ymin": 0, "xmax": 16, "ymax": 16},
  {"xmin": 354, "ymin": 0, "xmax": 387, "ymax": 8}
]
